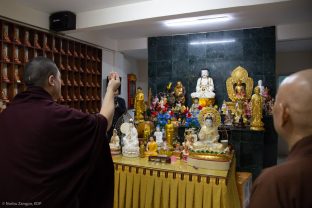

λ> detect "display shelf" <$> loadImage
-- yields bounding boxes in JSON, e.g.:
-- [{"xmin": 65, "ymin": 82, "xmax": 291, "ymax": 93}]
[{"xmin": 0, "ymin": 19, "xmax": 102, "ymax": 113}]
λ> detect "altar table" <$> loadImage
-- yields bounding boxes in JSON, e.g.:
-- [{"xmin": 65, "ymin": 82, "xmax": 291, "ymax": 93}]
[{"xmin": 113, "ymin": 156, "xmax": 240, "ymax": 208}]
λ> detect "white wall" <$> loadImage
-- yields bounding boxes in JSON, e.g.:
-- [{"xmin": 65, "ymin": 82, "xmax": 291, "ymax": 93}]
[
  {"xmin": 102, "ymin": 51, "xmax": 144, "ymax": 108},
  {"xmin": 276, "ymin": 51, "xmax": 312, "ymax": 75},
  {"xmin": 0, "ymin": 0, "xmax": 49, "ymax": 29}
]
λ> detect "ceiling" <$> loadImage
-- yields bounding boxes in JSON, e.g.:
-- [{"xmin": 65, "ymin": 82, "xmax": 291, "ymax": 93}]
[
  {"xmin": 14, "ymin": 0, "xmax": 151, "ymax": 13},
  {"xmin": 12, "ymin": 0, "xmax": 312, "ymax": 59}
]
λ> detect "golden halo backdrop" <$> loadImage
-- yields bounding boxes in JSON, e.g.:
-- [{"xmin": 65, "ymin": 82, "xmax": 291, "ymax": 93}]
[{"xmin": 198, "ymin": 107, "xmax": 221, "ymax": 128}]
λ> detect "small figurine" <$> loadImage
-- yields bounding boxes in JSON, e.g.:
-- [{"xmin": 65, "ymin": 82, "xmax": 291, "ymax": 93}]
[
  {"xmin": 221, "ymin": 100, "xmax": 227, "ymax": 115},
  {"xmin": 250, "ymin": 86, "xmax": 265, "ymax": 131},
  {"xmin": 153, "ymin": 126, "xmax": 163, "ymax": 148},
  {"xmin": 145, "ymin": 136, "xmax": 158, "ymax": 156},
  {"xmin": 190, "ymin": 97, "xmax": 201, "ymax": 118},
  {"xmin": 109, "ymin": 129, "xmax": 121, "ymax": 155},
  {"xmin": 139, "ymin": 140, "xmax": 145, "ymax": 158},
  {"xmin": 257, "ymin": 80, "xmax": 265, "ymax": 96},
  {"xmin": 224, "ymin": 109, "xmax": 233, "ymax": 126},
  {"xmin": 24, "ymin": 31, "xmax": 32, "ymax": 47},
  {"xmin": 173, "ymin": 81, "xmax": 186, "ymax": 104}
]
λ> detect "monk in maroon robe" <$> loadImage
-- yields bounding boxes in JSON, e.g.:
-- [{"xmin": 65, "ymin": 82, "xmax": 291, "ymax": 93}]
[
  {"xmin": 0, "ymin": 57, "xmax": 120, "ymax": 208},
  {"xmin": 249, "ymin": 69, "xmax": 312, "ymax": 208}
]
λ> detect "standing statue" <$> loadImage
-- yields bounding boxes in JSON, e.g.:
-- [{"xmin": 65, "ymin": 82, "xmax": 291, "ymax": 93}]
[
  {"xmin": 173, "ymin": 81, "xmax": 186, "ymax": 104},
  {"xmin": 165, "ymin": 119, "xmax": 175, "ymax": 149},
  {"xmin": 250, "ymin": 86, "xmax": 265, "ymax": 131},
  {"xmin": 191, "ymin": 69, "xmax": 215, "ymax": 99},
  {"xmin": 257, "ymin": 80, "xmax": 265, "ymax": 96},
  {"xmin": 134, "ymin": 87, "xmax": 145, "ymax": 122},
  {"xmin": 153, "ymin": 126, "xmax": 163, "ymax": 148}
]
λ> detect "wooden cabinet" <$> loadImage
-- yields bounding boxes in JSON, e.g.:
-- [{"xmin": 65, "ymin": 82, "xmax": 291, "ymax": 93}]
[{"xmin": 0, "ymin": 19, "xmax": 102, "ymax": 113}]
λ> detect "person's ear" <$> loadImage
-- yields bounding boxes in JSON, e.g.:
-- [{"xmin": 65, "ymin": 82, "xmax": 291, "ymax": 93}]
[
  {"xmin": 280, "ymin": 103, "xmax": 290, "ymax": 127},
  {"xmin": 48, "ymin": 75, "xmax": 56, "ymax": 87}
]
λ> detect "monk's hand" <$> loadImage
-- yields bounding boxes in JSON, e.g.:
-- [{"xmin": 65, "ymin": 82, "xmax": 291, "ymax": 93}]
[{"xmin": 107, "ymin": 72, "xmax": 120, "ymax": 92}]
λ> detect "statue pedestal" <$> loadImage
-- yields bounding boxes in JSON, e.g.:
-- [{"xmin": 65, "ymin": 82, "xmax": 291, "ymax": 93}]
[{"xmin": 198, "ymin": 98, "xmax": 215, "ymax": 107}]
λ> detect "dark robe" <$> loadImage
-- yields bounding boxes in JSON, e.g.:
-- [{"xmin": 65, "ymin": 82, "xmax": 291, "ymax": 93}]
[
  {"xmin": 0, "ymin": 87, "xmax": 114, "ymax": 208},
  {"xmin": 249, "ymin": 135, "xmax": 312, "ymax": 208},
  {"xmin": 107, "ymin": 96, "xmax": 126, "ymax": 140}
]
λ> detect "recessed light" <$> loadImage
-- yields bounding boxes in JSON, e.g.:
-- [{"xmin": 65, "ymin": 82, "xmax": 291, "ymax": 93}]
[
  {"xmin": 164, "ymin": 14, "xmax": 232, "ymax": 27},
  {"xmin": 190, "ymin": 39, "xmax": 236, "ymax": 45}
]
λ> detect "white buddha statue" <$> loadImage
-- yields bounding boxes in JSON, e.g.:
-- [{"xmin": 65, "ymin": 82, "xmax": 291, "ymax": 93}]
[
  {"xmin": 153, "ymin": 126, "xmax": 163, "ymax": 148},
  {"xmin": 122, "ymin": 119, "xmax": 139, "ymax": 157},
  {"xmin": 193, "ymin": 116, "xmax": 224, "ymax": 152},
  {"xmin": 191, "ymin": 69, "xmax": 215, "ymax": 99}
]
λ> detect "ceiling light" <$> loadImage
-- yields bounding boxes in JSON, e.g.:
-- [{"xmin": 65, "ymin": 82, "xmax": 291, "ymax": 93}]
[
  {"xmin": 190, "ymin": 39, "xmax": 236, "ymax": 45},
  {"xmin": 164, "ymin": 15, "xmax": 231, "ymax": 27}
]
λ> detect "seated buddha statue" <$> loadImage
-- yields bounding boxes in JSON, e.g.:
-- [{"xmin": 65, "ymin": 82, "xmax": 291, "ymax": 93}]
[
  {"xmin": 191, "ymin": 69, "xmax": 215, "ymax": 99},
  {"xmin": 173, "ymin": 81, "xmax": 186, "ymax": 104},
  {"xmin": 197, "ymin": 116, "xmax": 219, "ymax": 143},
  {"xmin": 122, "ymin": 119, "xmax": 140, "ymax": 157},
  {"xmin": 145, "ymin": 136, "xmax": 158, "ymax": 156},
  {"xmin": 193, "ymin": 115, "xmax": 224, "ymax": 152},
  {"xmin": 109, "ymin": 129, "xmax": 121, "ymax": 155},
  {"xmin": 234, "ymin": 79, "xmax": 246, "ymax": 100}
]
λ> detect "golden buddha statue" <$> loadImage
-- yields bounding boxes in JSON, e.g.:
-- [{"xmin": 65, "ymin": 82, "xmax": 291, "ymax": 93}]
[
  {"xmin": 173, "ymin": 81, "xmax": 186, "ymax": 104},
  {"xmin": 226, "ymin": 66, "xmax": 254, "ymax": 102},
  {"xmin": 165, "ymin": 119, "xmax": 175, "ymax": 149},
  {"xmin": 234, "ymin": 79, "xmax": 246, "ymax": 100},
  {"xmin": 139, "ymin": 140, "xmax": 145, "ymax": 158},
  {"xmin": 134, "ymin": 87, "xmax": 145, "ymax": 122},
  {"xmin": 145, "ymin": 136, "xmax": 158, "ymax": 156},
  {"xmin": 250, "ymin": 86, "xmax": 265, "ymax": 131},
  {"xmin": 143, "ymin": 122, "xmax": 151, "ymax": 142}
]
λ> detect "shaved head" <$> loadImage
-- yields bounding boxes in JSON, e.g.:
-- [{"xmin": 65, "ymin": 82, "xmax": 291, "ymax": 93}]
[
  {"xmin": 24, "ymin": 56, "xmax": 62, "ymax": 101},
  {"xmin": 273, "ymin": 69, "xmax": 312, "ymax": 149},
  {"xmin": 24, "ymin": 57, "xmax": 59, "ymax": 87}
]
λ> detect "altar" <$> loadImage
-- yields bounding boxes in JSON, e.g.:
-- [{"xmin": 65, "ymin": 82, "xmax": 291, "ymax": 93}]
[{"xmin": 112, "ymin": 156, "xmax": 240, "ymax": 208}]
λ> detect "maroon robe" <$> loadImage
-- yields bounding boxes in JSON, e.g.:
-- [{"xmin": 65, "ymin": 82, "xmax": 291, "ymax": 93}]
[
  {"xmin": 0, "ymin": 87, "xmax": 114, "ymax": 208},
  {"xmin": 249, "ymin": 135, "xmax": 312, "ymax": 208}
]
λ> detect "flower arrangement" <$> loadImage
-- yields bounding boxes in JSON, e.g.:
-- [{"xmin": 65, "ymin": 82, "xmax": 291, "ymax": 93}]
[{"xmin": 148, "ymin": 93, "xmax": 201, "ymax": 129}]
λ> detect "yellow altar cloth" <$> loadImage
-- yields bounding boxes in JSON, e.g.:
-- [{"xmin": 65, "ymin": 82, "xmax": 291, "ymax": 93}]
[{"xmin": 113, "ymin": 156, "xmax": 240, "ymax": 208}]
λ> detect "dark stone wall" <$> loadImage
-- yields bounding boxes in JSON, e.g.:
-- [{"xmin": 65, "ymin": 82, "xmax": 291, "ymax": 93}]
[{"xmin": 148, "ymin": 26, "xmax": 276, "ymax": 107}]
